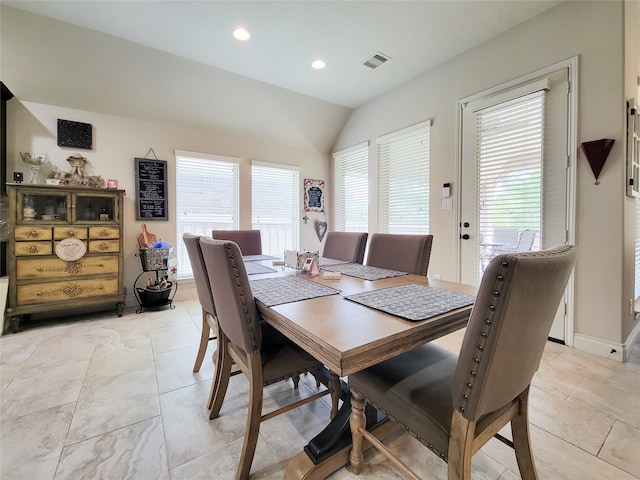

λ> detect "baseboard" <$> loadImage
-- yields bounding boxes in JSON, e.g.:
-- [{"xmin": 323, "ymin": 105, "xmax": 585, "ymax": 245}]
[{"xmin": 573, "ymin": 333, "xmax": 627, "ymax": 362}]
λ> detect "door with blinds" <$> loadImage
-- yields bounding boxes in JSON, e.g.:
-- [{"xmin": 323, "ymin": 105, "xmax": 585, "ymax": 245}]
[{"xmin": 460, "ymin": 68, "xmax": 570, "ymax": 341}]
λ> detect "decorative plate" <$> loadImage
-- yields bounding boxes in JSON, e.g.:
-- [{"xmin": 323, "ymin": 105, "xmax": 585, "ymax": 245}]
[{"xmin": 55, "ymin": 237, "xmax": 87, "ymax": 261}]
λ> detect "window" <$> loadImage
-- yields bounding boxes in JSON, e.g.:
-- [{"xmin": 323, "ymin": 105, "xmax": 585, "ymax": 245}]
[
  {"xmin": 333, "ymin": 142, "xmax": 369, "ymax": 231},
  {"xmin": 377, "ymin": 121, "xmax": 431, "ymax": 234},
  {"xmin": 251, "ymin": 161, "xmax": 300, "ymax": 255},
  {"xmin": 175, "ymin": 151, "xmax": 239, "ymax": 278},
  {"xmin": 476, "ymin": 90, "xmax": 544, "ymax": 270}
]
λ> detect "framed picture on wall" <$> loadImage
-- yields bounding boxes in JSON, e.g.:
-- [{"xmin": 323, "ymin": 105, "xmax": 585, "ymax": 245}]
[
  {"xmin": 57, "ymin": 119, "xmax": 93, "ymax": 149},
  {"xmin": 304, "ymin": 178, "xmax": 325, "ymax": 212}
]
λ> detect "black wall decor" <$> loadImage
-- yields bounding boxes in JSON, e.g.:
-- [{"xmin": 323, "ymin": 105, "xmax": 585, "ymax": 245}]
[
  {"xmin": 57, "ymin": 119, "xmax": 92, "ymax": 149},
  {"xmin": 135, "ymin": 157, "xmax": 168, "ymax": 221}
]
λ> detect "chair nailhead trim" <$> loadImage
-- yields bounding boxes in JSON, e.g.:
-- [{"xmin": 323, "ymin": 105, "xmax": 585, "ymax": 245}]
[
  {"xmin": 225, "ymin": 242, "xmax": 259, "ymax": 351},
  {"xmin": 459, "ymin": 257, "xmax": 510, "ymax": 415}
]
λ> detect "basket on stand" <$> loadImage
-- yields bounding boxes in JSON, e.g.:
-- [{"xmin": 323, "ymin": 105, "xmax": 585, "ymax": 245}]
[
  {"xmin": 138, "ymin": 248, "xmax": 171, "ymax": 271},
  {"xmin": 136, "ymin": 282, "xmax": 173, "ymax": 307}
]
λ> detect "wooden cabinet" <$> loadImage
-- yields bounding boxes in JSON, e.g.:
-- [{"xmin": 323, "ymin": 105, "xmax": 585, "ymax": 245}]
[{"xmin": 5, "ymin": 184, "xmax": 126, "ymax": 332}]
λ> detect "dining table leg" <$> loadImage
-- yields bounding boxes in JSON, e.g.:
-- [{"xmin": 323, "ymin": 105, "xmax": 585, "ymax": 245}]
[{"xmin": 284, "ymin": 371, "xmax": 393, "ymax": 480}]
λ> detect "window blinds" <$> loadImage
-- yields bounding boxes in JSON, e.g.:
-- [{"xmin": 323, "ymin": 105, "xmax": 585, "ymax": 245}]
[
  {"xmin": 333, "ymin": 142, "xmax": 369, "ymax": 232},
  {"xmin": 175, "ymin": 153, "xmax": 240, "ymax": 278},
  {"xmin": 476, "ymin": 91, "xmax": 544, "ymax": 247},
  {"xmin": 377, "ymin": 122, "xmax": 430, "ymax": 234},
  {"xmin": 251, "ymin": 162, "xmax": 300, "ymax": 255}
]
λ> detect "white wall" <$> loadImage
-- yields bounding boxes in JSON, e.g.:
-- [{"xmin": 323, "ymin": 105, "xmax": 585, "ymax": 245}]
[
  {"xmin": 6, "ymin": 100, "xmax": 330, "ymax": 305},
  {"xmin": 334, "ymin": 1, "xmax": 633, "ymax": 354}
]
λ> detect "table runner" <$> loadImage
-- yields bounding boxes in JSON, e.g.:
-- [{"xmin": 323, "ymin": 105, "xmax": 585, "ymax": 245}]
[
  {"xmin": 243, "ymin": 254, "xmax": 278, "ymax": 262},
  {"xmin": 250, "ymin": 276, "xmax": 341, "ymax": 307},
  {"xmin": 244, "ymin": 262, "xmax": 277, "ymax": 275},
  {"xmin": 345, "ymin": 284, "xmax": 475, "ymax": 322},
  {"xmin": 320, "ymin": 263, "xmax": 408, "ymax": 281}
]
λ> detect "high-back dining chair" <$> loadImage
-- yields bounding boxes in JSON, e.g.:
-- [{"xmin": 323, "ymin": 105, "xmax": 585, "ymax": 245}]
[
  {"xmin": 348, "ymin": 245, "xmax": 576, "ymax": 480},
  {"xmin": 199, "ymin": 237, "xmax": 338, "ymax": 480},
  {"xmin": 365, "ymin": 233, "xmax": 433, "ymax": 275},
  {"xmin": 211, "ymin": 229, "xmax": 262, "ymax": 256},
  {"xmin": 182, "ymin": 233, "xmax": 218, "ymax": 373},
  {"xmin": 322, "ymin": 231, "xmax": 368, "ymax": 264}
]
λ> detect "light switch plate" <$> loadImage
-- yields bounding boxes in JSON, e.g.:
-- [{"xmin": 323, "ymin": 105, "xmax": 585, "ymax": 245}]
[{"xmin": 442, "ymin": 198, "xmax": 453, "ymax": 209}]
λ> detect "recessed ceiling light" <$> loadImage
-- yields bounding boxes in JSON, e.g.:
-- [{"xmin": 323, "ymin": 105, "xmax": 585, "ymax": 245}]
[
  {"xmin": 312, "ymin": 59, "xmax": 326, "ymax": 70},
  {"xmin": 233, "ymin": 27, "xmax": 250, "ymax": 41}
]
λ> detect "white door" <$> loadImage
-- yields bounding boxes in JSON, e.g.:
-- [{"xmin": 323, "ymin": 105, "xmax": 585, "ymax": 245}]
[{"xmin": 459, "ymin": 68, "xmax": 570, "ymax": 341}]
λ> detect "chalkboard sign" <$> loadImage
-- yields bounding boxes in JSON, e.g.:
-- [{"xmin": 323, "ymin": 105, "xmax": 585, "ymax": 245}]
[
  {"xmin": 303, "ymin": 178, "xmax": 325, "ymax": 212},
  {"xmin": 135, "ymin": 158, "xmax": 168, "ymax": 221}
]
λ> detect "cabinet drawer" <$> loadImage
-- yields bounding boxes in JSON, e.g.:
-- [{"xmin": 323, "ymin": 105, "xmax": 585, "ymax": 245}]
[
  {"xmin": 15, "ymin": 226, "xmax": 52, "ymax": 241},
  {"xmin": 17, "ymin": 278, "xmax": 119, "ymax": 305},
  {"xmin": 15, "ymin": 241, "xmax": 53, "ymax": 256},
  {"xmin": 54, "ymin": 227, "xmax": 88, "ymax": 240},
  {"xmin": 16, "ymin": 256, "xmax": 119, "ymax": 280},
  {"xmin": 88, "ymin": 239, "xmax": 120, "ymax": 253},
  {"xmin": 89, "ymin": 226, "xmax": 119, "ymax": 239}
]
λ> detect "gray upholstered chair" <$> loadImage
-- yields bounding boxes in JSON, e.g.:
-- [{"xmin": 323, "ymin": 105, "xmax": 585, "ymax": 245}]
[
  {"xmin": 211, "ymin": 229, "xmax": 262, "ymax": 255},
  {"xmin": 322, "ymin": 231, "xmax": 368, "ymax": 264},
  {"xmin": 365, "ymin": 233, "xmax": 433, "ymax": 275},
  {"xmin": 182, "ymin": 233, "xmax": 217, "ymax": 373},
  {"xmin": 199, "ymin": 237, "xmax": 339, "ymax": 480},
  {"xmin": 348, "ymin": 245, "xmax": 576, "ymax": 480}
]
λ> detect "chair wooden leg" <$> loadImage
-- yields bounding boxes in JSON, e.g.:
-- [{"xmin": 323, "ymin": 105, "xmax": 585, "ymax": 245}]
[
  {"xmin": 193, "ymin": 309, "xmax": 211, "ymax": 372},
  {"xmin": 448, "ymin": 410, "xmax": 475, "ymax": 480},
  {"xmin": 292, "ymin": 374, "xmax": 300, "ymax": 388},
  {"xmin": 209, "ymin": 336, "xmax": 232, "ymax": 418},
  {"xmin": 236, "ymin": 353, "xmax": 264, "ymax": 480},
  {"xmin": 329, "ymin": 372, "xmax": 341, "ymax": 419},
  {"xmin": 511, "ymin": 388, "xmax": 539, "ymax": 480},
  {"xmin": 348, "ymin": 389, "xmax": 366, "ymax": 475}
]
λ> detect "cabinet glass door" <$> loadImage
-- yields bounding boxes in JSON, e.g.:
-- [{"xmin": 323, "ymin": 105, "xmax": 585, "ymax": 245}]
[
  {"xmin": 17, "ymin": 189, "xmax": 70, "ymax": 223},
  {"xmin": 73, "ymin": 193, "xmax": 119, "ymax": 223}
]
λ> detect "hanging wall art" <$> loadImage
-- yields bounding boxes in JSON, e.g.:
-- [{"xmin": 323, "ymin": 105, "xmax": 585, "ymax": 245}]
[{"xmin": 304, "ymin": 178, "xmax": 325, "ymax": 212}]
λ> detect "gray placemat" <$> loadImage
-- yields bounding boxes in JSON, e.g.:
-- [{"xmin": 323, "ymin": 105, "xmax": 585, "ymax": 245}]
[
  {"xmin": 319, "ymin": 257, "xmax": 352, "ymax": 266},
  {"xmin": 345, "ymin": 284, "xmax": 475, "ymax": 322},
  {"xmin": 250, "ymin": 276, "xmax": 341, "ymax": 307},
  {"xmin": 244, "ymin": 262, "xmax": 277, "ymax": 275},
  {"xmin": 320, "ymin": 263, "xmax": 408, "ymax": 281},
  {"xmin": 243, "ymin": 254, "xmax": 278, "ymax": 262}
]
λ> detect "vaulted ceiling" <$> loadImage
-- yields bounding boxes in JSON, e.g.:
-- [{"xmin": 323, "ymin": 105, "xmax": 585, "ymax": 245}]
[{"xmin": 1, "ymin": 1, "xmax": 563, "ymax": 152}]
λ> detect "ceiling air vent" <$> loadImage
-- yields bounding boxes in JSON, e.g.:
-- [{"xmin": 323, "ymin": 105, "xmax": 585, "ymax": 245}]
[{"xmin": 363, "ymin": 52, "xmax": 390, "ymax": 69}]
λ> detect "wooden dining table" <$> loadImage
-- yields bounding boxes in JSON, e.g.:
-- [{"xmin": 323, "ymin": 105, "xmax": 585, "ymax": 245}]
[{"xmin": 247, "ymin": 258, "xmax": 476, "ymax": 479}]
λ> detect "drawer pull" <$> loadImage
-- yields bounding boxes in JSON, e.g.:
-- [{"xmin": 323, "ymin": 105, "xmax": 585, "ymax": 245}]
[
  {"xmin": 36, "ymin": 291, "xmax": 42, "ymax": 296},
  {"xmin": 97, "ymin": 243, "xmax": 108, "ymax": 251},
  {"xmin": 26, "ymin": 230, "xmax": 40, "ymax": 239},
  {"xmin": 28, "ymin": 246, "xmax": 40, "ymax": 254},
  {"xmin": 66, "ymin": 231, "xmax": 75, "ymax": 237},
  {"xmin": 99, "ymin": 230, "xmax": 109, "ymax": 237},
  {"xmin": 36, "ymin": 267, "xmax": 43, "ymax": 272}
]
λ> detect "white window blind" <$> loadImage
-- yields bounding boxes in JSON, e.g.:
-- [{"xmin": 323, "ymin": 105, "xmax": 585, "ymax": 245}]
[
  {"xmin": 333, "ymin": 142, "xmax": 369, "ymax": 231},
  {"xmin": 377, "ymin": 121, "xmax": 430, "ymax": 234},
  {"xmin": 252, "ymin": 162, "xmax": 299, "ymax": 255},
  {"xmin": 476, "ymin": 91, "xmax": 544, "ymax": 255},
  {"xmin": 175, "ymin": 152, "xmax": 239, "ymax": 278}
]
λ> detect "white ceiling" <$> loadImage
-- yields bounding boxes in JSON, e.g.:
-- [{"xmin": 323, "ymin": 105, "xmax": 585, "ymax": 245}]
[{"xmin": 4, "ymin": 0, "xmax": 563, "ymax": 109}]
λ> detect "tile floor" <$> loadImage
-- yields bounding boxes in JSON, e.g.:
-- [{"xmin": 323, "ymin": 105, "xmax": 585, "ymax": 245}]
[{"xmin": 1, "ymin": 288, "xmax": 639, "ymax": 480}]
